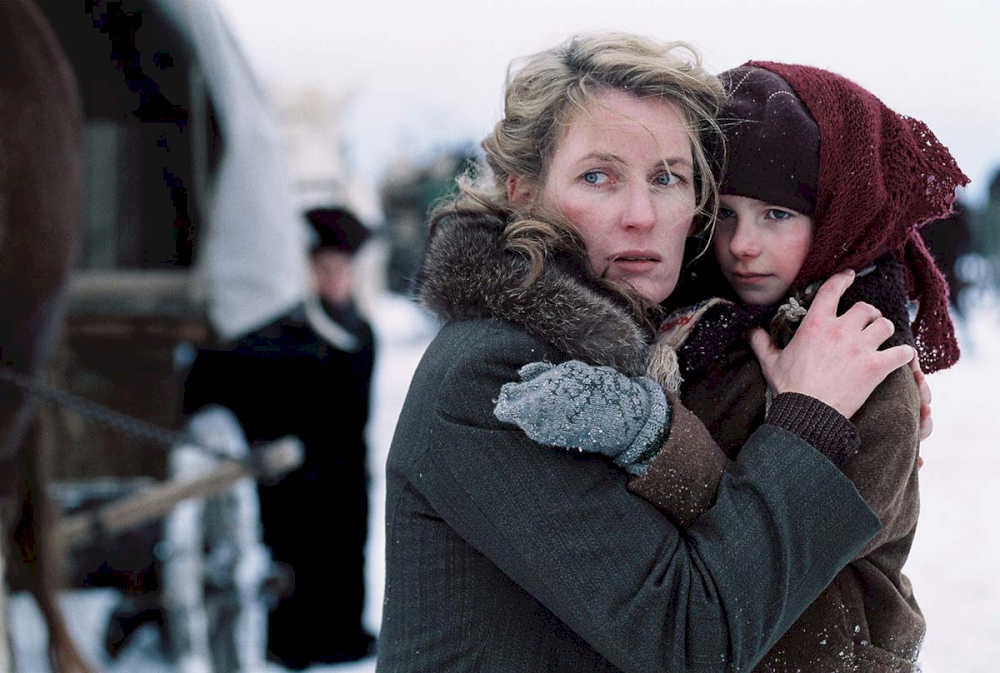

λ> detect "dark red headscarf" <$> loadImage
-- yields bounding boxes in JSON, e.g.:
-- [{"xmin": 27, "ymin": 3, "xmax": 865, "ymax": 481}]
[{"xmin": 731, "ymin": 61, "xmax": 970, "ymax": 372}]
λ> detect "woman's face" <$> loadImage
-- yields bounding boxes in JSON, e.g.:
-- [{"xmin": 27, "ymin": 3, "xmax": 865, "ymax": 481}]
[{"xmin": 528, "ymin": 90, "xmax": 697, "ymax": 306}]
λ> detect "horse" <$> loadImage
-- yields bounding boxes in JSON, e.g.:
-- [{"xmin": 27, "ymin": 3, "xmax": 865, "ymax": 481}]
[{"xmin": 0, "ymin": 0, "xmax": 91, "ymax": 670}]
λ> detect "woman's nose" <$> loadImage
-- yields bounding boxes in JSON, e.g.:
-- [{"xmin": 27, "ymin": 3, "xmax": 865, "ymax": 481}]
[{"xmin": 621, "ymin": 185, "xmax": 657, "ymax": 231}]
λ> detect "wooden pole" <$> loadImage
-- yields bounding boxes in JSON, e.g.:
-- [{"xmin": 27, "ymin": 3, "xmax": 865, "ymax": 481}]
[{"xmin": 57, "ymin": 436, "xmax": 303, "ymax": 549}]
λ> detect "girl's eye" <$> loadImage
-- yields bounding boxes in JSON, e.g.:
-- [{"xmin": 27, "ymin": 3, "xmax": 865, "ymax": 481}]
[
  {"xmin": 582, "ymin": 171, "xmax": 608, "ymax": 185},
  {"xmin": 653, "ymin": 172, "xmax": 680, "ymax": 186},
  {"xmin": 766, "ymin": 209, "xmax": 793, "ymax": 220},
  {"xmin": 718, "ymin": 207, "xmax": 736, "ymax": 220}
]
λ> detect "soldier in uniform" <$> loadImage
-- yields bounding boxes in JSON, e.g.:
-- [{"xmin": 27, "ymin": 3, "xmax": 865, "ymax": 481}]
[{"xmin": 184, "ymin": 206, "xmax": 377, "ymax": 667}]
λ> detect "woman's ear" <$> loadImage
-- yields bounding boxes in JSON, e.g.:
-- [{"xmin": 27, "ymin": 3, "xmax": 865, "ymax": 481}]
[{"xmin": 507, "ymin": 175, "xmax": 533, "ymax": 205}]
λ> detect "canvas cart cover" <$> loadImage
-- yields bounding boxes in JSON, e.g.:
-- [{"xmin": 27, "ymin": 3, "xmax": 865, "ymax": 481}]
[{"xmin": 154, "ymin": 0, "xmax": 309, "ymax": 339}]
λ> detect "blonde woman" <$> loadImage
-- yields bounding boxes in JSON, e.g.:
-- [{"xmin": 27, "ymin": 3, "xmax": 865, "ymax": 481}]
[{"xmin": 378, "ymin": 34, "xmax": 913, "ymax": 672}]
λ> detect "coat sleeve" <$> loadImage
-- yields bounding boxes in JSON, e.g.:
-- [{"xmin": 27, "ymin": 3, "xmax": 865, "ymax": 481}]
[
  {"xmin": 182, "ymin": 347, "xmax": 243, "ymax": 415},
  {"xmin": 844, "ymin": 365, "xmax": 921, "ymax": 559},
  {"xmin": 628, "ymin": 394, "xmax": 732, "ymax": 527},
  {"xmin": 413, "ymin": 332, "xmax": 880, "ymax": 673},
  {"xmin": 630, "ymin": 388, "xmax": 862, "ymax": 529}
]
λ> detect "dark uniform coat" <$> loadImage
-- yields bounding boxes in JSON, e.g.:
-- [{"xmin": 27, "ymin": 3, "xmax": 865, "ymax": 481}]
[
  {"xmin": 375, "ymin": 211, "xmax": 881, "ymax": 672},
  {"xmin": 184, "ymin": 298, "xmax": 375, "ymax": 666}
]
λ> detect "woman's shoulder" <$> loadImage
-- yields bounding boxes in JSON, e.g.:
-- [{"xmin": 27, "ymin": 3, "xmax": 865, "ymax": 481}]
[
  {"xmin": 428, "ymin": 319, "xmax": 563, "ymax": 387},
  {"xmin": 414, "ymin": 209, "xmax": 512, "ymax": 323},
  {"xmin": 400, "ymin": 318, "xmax": 564, "ymax": 441}
]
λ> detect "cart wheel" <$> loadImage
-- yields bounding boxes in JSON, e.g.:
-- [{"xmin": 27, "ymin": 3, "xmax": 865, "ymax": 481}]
[
  {"xmin": 160, "ymin": 406, "xmax": 272, "ymax": 673},
  {"xmin": 104, "ymin": 593, "xmax": 165, "ymax": 658}
]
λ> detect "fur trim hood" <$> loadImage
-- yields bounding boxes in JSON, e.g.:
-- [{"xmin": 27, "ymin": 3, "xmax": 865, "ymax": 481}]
[{"xmin": 414, "ymin": 211, "xmax": 652, "ymax": 377}]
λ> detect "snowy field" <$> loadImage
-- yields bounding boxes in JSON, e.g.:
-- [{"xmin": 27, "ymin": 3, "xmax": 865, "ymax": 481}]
[
  {"xmin": 10, "ymin": 290, "xmax": 1000, "ymax": 672},
  {"xmin": 903, "ymin": 289, "xmax": 1000, "ymax": 672}
]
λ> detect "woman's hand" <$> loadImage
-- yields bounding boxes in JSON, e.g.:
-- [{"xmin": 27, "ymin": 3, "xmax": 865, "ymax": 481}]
[
  {"xmin": 749, "ymin": 269, "xmax": 915, "ymax": 419},
  {"xmin": 493, "ymin": 360, "xmax": 669, "ymax": 475}
]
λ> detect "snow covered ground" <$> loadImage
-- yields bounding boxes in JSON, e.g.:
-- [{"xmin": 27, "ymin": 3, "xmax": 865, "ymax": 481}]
[
  {"xmin": 903, "ymin": 290, "xmax": 1000, "ymax": 672},
  {"xmin": 10, "ymin": 290, "xmax": 1000, "ymax": 672}
]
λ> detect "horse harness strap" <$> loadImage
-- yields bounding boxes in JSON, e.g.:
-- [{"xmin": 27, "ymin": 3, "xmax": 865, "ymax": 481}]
[{"xmin": 0, "ymin": 366, "xmax": 234, "ymax": 462}]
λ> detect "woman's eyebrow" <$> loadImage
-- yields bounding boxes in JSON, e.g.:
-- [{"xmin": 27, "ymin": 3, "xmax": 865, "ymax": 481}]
[
  {"xmin": 571, "ymin": 151, "xmax": 625, "ymax": 165},
  {"xmin": 570, "ymin": 152, "xmax": 693, "ymax": 168},
  {"xmin": 661, "ymin": 157, "xmax": 693, "ymax": 169}
]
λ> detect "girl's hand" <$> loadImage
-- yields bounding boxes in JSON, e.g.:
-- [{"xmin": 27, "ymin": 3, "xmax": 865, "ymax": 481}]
[{"xmin": 910, "ymin": 357, "xmax": 933, "ymax": 441}]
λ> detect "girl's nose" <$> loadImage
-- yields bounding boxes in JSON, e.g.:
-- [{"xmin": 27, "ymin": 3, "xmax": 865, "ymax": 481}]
[{"xmin": 729, "ymin": 222, "xmax": 760, "ymax": 258}]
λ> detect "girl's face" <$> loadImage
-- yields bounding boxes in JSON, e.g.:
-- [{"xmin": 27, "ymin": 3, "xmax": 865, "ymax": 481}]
[
  {"xmin": 513, "ymin": 90, "xmax": 697, "ymax": 306},
  {"xmin": 713, "ymin": 194, "xmax": 814, "ymax": 305}
]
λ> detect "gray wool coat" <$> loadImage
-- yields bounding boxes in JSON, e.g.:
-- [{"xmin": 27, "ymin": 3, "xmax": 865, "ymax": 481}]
[{"xmin": 376, "ymin": 211, "xmax": 881, "ymax": 673}]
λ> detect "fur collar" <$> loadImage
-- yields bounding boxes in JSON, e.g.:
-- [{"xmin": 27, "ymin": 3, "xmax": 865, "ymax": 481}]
[{"xmin": 414, "ymin": 211, "xmax": 651, "ymax": 377}]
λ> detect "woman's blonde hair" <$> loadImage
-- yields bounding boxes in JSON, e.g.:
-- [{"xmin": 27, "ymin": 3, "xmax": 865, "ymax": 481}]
[{"xmin": 431, "ymin": 32, "xmax": 725, "ymax": 311}]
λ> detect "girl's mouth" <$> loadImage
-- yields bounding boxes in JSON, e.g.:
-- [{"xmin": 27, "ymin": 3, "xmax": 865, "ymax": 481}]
[{"xmin": 734, "ymin": 272, "xmax": 770, "ymax": 282}]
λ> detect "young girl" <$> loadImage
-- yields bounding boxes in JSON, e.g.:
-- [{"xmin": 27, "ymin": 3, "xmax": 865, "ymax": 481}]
[{"xmin": 496, "ymin": 62, "xmax": 968, "ymax": 671}]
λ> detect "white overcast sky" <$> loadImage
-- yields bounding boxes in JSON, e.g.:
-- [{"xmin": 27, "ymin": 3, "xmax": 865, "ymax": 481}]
[{"xmin": 214, "ymin": 0, "xmax": 999, "ymax": 204}]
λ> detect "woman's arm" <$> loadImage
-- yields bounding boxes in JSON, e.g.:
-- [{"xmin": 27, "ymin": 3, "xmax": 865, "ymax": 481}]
[
  {"xmin": 506, "ymin": 271, "xmax": 913, "ymax": 528},
  {"xmin": 630, "ymin": 390, "xmax": 861, "ymax": 527},
  {"xmin": 417, "ymin": 321, "xmax": 880, "ymax": 673},
  {"xmin": 627, "ymin": 395, "xmax": 733, "ymax": 527},
  {"xmin": 492, "ymin": 362, "xmax": 738, "ymax": 528}
]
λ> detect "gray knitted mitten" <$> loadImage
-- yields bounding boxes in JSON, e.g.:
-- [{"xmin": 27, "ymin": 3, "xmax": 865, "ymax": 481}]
[{"xmin": 494, "ymin": 360, "xmax": 670, "ymax": 476}]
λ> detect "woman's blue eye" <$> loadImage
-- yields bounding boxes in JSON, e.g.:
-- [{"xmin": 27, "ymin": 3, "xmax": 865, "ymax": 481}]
[
  {"xmin": 767, "ymin": 209, "xmax": 792, "ymax": 220},
  {"xmin": 654, "ymin": 172, "xmax": 680, "ymax": 186},
  {"xmin": 582, "ymin": 171, "xmax": 606, "ymax": 185},
  {"xmin": 718, "ymin": 207, "xmax": 736, "ymax": 220}
]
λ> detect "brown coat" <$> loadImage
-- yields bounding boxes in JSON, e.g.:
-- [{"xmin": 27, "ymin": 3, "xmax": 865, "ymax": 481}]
[{"xmin": 633, "ymin": 337, "xmax": 924, "ymax": 672}]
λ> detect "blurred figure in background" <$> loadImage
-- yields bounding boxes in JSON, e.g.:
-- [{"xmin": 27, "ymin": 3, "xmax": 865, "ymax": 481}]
[
  {"xmin": 920, "ymin": 197, "xmax": 971, "ymax": 315},
  {"xmin": 184, "ymin": 207, "xmax": 377, "ymax": 668},
  {"xmin": 974, "ymin": 169, "xmax": 1000, "ymax": 293}
]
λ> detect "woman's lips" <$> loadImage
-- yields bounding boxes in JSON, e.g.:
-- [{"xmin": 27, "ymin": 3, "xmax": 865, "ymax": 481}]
[{"xmin": 610, "ymin": 251, "xmax": 661, "ymax": 272}]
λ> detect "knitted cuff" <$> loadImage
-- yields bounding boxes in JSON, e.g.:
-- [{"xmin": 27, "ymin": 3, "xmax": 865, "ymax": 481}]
[
  {"xmin": 615, "ymin": 379, "xmax": 671, "ymax": 476},
  {"xmin": 765, "ymin": 393, "xmax": 860, "ymax": 468}
]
